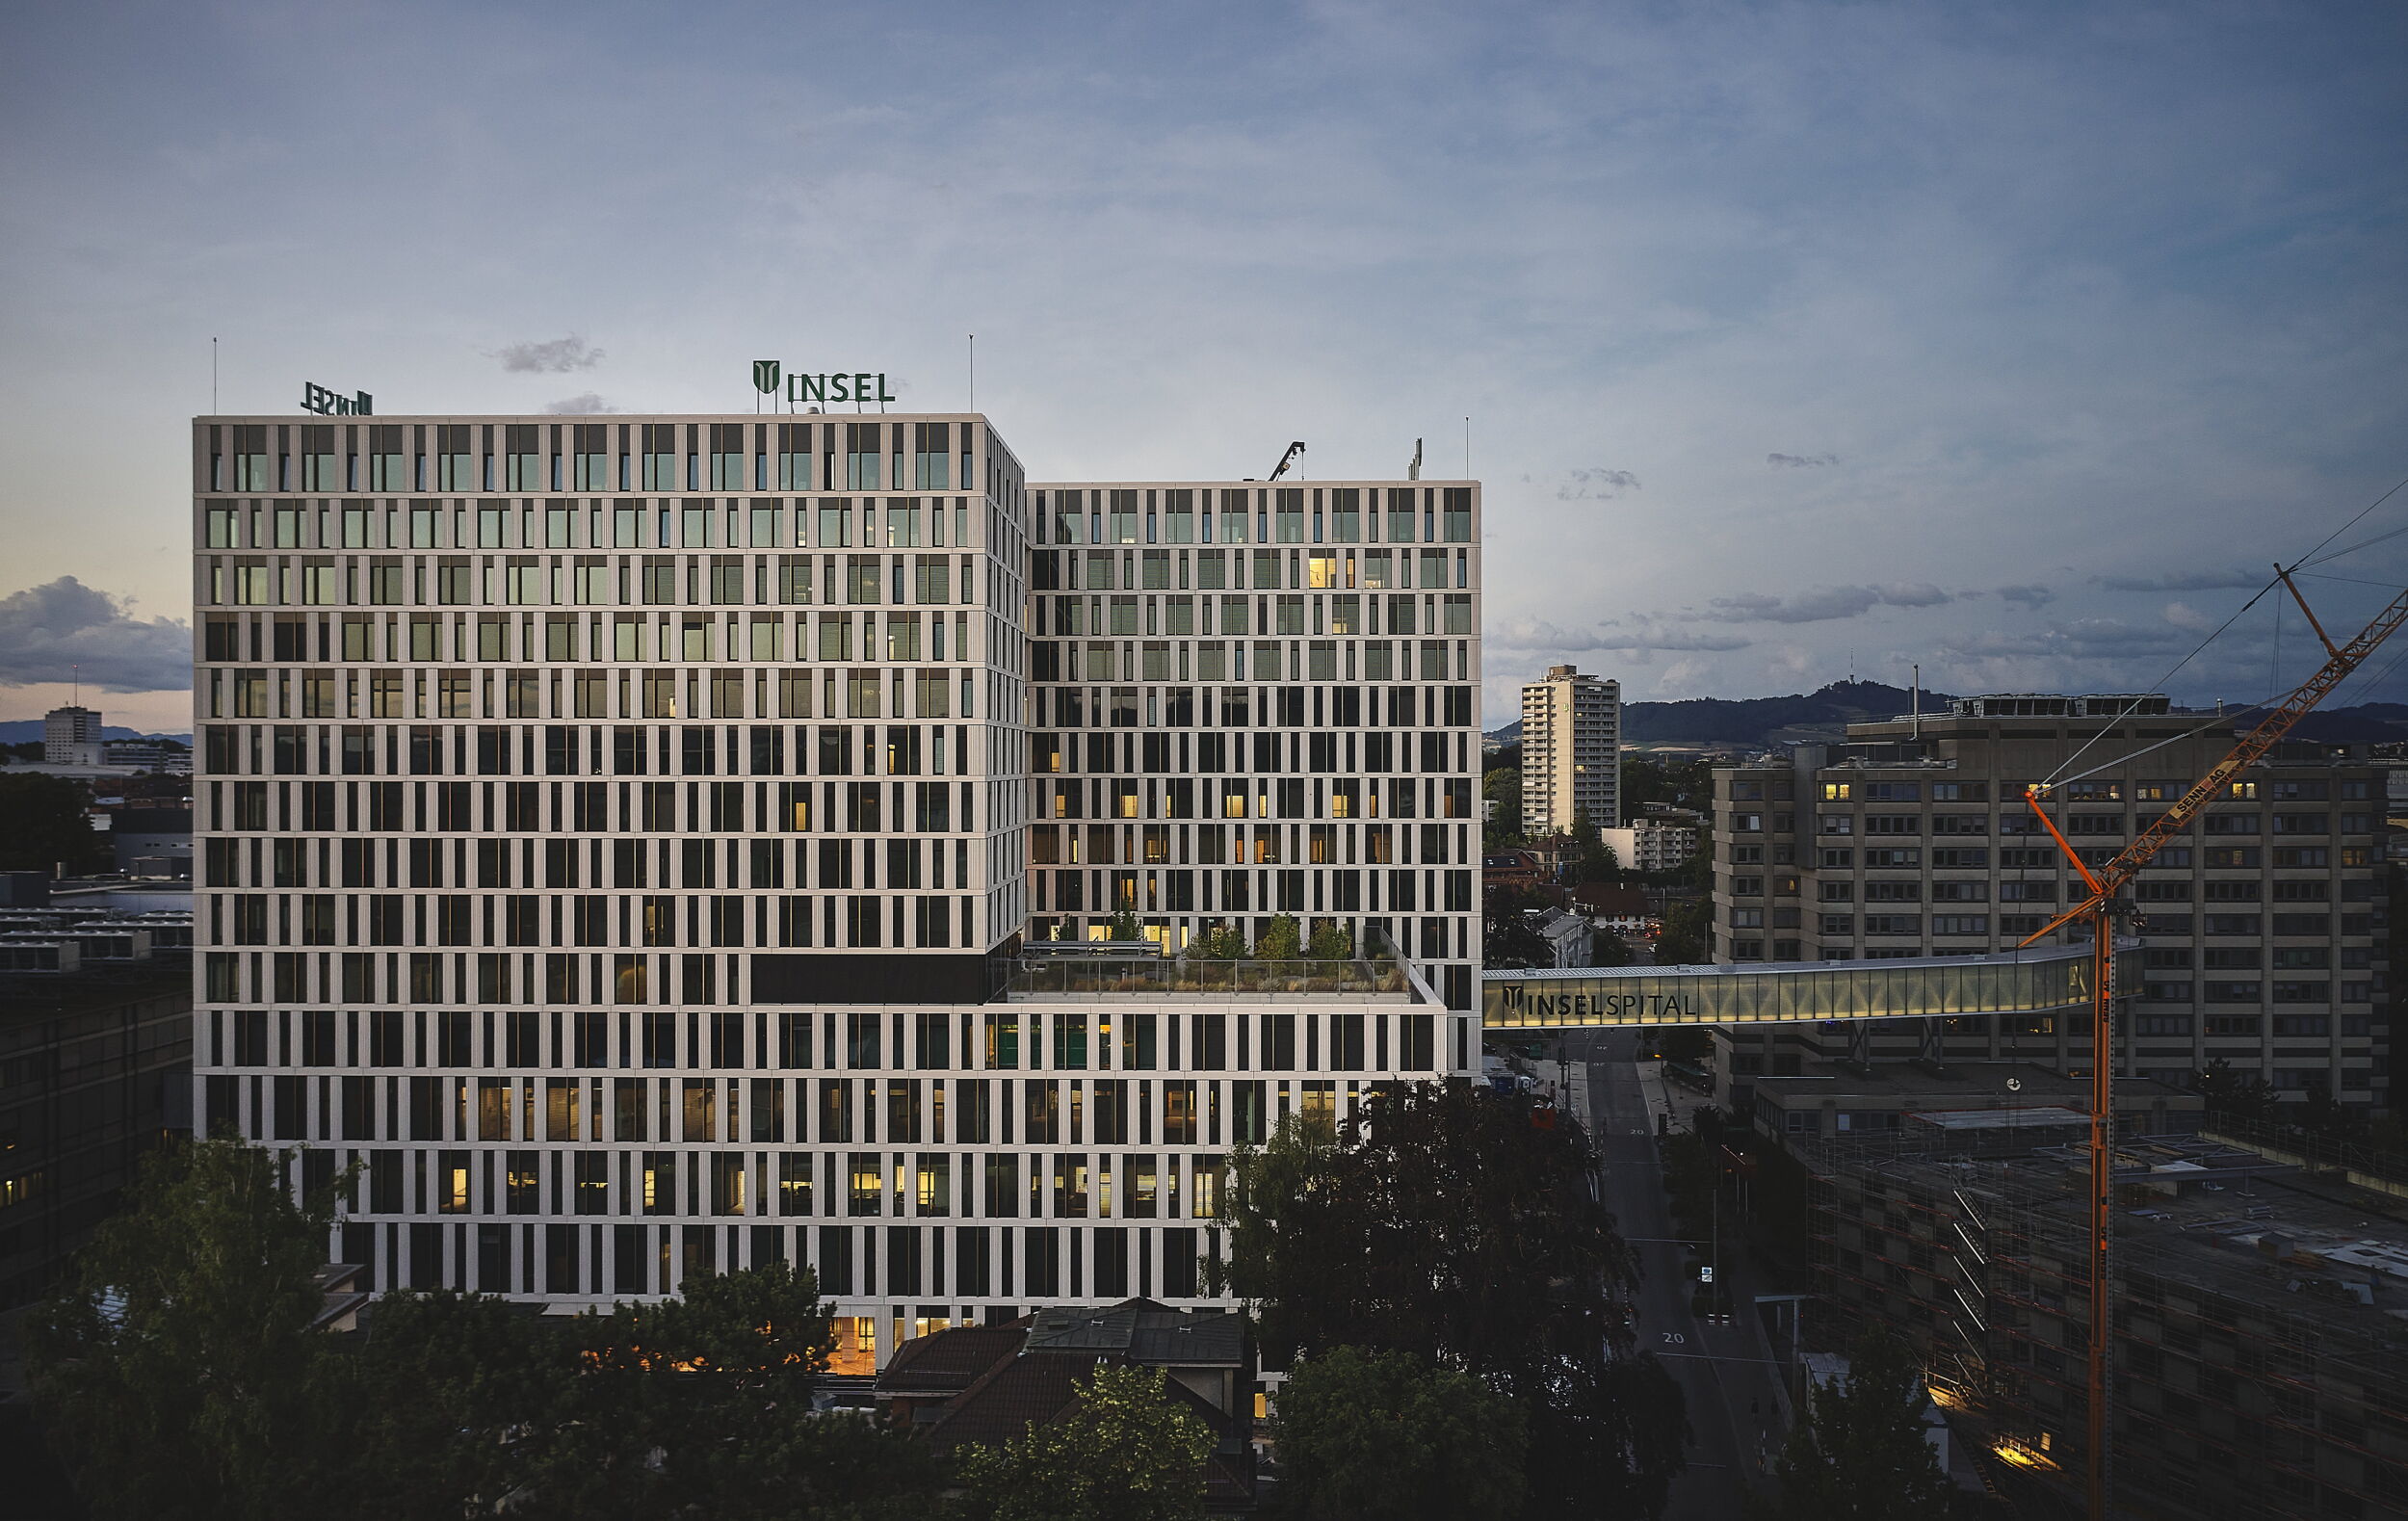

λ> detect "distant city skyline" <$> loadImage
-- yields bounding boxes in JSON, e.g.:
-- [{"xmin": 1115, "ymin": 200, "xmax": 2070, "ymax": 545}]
[{"xmin": 4, "ymin": 2, "xmax": 2405, "ymax": 726}]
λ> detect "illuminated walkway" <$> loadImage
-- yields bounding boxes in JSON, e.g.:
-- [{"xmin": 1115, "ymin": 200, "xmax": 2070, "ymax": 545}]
[{"xmin": 1481, "ymin": 943, "xmax": 2111, "ymax": 1029}]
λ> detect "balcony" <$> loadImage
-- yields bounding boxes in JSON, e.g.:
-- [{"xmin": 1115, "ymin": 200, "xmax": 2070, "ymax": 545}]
[{"xmin": 1001, "ymin": 936, "xmax": 1424, "ymax": 1004}]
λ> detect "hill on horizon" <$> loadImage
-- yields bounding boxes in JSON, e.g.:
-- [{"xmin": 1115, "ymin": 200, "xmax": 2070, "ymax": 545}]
[
  {"xmin": 0, "ymin": 720, "xmax": 190, "ymax": 746},
  {"xmin": 1488, "ymin": 681, "xmax": 2408, "ymax": 749}
]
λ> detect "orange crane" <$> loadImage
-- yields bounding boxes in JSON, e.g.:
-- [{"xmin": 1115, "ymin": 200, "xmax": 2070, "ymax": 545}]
[{"xmin": 2019, "ymin": 570, "xmax": 2408, "ymax": 1519}]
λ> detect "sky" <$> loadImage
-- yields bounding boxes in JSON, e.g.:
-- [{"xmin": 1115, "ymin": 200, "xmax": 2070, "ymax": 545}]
[{"xmin": 2, "ymin": 0, "xmax": 2404, "ymax": 734}]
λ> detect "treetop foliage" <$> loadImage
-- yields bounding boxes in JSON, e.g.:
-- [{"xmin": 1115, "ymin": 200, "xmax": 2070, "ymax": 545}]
[
  {"xmin": 957, "ymin": 1364, "xmax": 1215, "ymax": 1521},
  {"xmin": 1217, "ymin": 1086, "xmax": 1688, "ymax": 1519}
]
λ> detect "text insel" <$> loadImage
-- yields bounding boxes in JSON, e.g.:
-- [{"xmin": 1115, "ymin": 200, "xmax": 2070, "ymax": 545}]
[
  {"xmin": 301, "ymin": 381, "xmax": 372, "ymax": 416},
  {"xmin": 787, "ymin": 372, "xmax": 897, "ymax": 406}
]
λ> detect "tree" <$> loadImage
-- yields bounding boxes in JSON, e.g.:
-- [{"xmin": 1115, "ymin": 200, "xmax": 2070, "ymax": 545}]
[
  {"xmin": 1568, "ymin": 807, "xmax": 1618, "ymax": 886},
  {"xmin": 25, "ymin": 1137, "xmax": 353, "ymax": 1521},
  {"xmin": 1620, "ymin": 754, "xmax": 1713, "ymax": 816},
  {"xmin": 1655, "ymin": 897, "xmax": 1713, "ymax": 965},
  {"xmin": 0, "ymin": 772, "xmax": 103, "ymax": 875},
  {"xmin": 1218, "ymin": 1088, "xmax": 1687, "ymax": 1519},
  {"xmin": 1272, "ymin": 1346, "xmax": 1526, "ymax": 1521},
  {"xmin": 1590, "ymin": 928, "xmax": 1633, "ymax": 967},
  {"xmin": 2194, "ymin": 1056, "xmax": 2281, "ymax": 1123},
  {"xmin": 1189, "ymin": 920, "xmax": 1245, "ymax": 960},
  {"xmin": 1305, "ymin": 917, "xmax": 1353, "ymax": 959},
  {"xmin": 1482, "ymin": 766, "xmax": 1525, "ymax": 850},
  {"xmin": 2298, "ymin": 1077, "xmax": 2368, "ymax": 1141},
  {"xmin": 1253, "ymin": 913, "xmax": 1303, "ymax": 959},
  {"xmin": 1106, "ymin": 907, "xmax": 1145, "ymax": 941},
  {"xmin": 1483, "ymin": 906, "xmax": 1552, "ymax": 970},
  {"xmin": 357, "ymin": 1261, "xmax": 938, "ymax": 1521},
  {"xmin": 958, "ymin": 1364, "xmax": 1215, "ymax": 1521},
  {"xmin": 31, "ymin": 1139, "xmax": 941, "ymax": 1521},
  {"xmin": 1750, "ymin": 1326, "xmax": 1950, "ymax": 1521},
  {"xmin": 343, "ymin": 1289, "xmax": 582, "ymax": 1520}
]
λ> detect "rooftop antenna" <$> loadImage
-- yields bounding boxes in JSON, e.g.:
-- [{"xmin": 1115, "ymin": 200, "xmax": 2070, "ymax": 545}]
[
  {"xmin": 1408, "ymin": 437, "xmax": 1423, "ymax": 481},
  {"xmin": 1464, "ymin": 416, "xmax": 1472, "ymax": 478},
  {"xmin": 1911, "ymin": 663, "xmax": 1921, "ymax": 739},
  {"xmin": 968, "ymin": 333, "xmax": 974, "ymax": 413},
  {"xmin": 211, "ymin": 337, "xmax": 218, "ymax": 413}
]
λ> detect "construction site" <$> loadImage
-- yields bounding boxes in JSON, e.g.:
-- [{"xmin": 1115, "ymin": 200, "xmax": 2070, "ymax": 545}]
[{"xmin": 1794, "ymin": 1115, "xmax": 2408, "ymax": 1519}]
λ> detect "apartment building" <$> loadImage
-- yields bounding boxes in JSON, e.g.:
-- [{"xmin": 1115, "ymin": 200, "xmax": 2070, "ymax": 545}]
[
  {"xmin": 1519, "ymin": 665, "xmax": 1619, "ymax": 836},
  {"xmin": 1707, "ymin": 696, "xmax": 2388, "ymax": 1113},
  {"xmin": 1600, "ymin": 812, "xmax": 1701, "ymax": 874},
  {"xmin": 188, "ymin": 413, "xmax": 1479, "ymax": 1367},
  {"xmin": 43, "ymin": 705, "xmax": 103, "ymax": 766}
]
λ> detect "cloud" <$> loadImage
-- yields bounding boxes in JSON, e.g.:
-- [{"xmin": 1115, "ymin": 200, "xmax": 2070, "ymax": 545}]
[
  {"xmin": 0, "ymin": 579, "xmax": 189, "ymax": 693},
  {"xmin": 1767, "ymin": 453, "xmax": 1837, "ymax": 469},
  {"xmin": 494, "ymin": 336, "xmax": 605, "ymax": 374},
  {"xmin": 543, "ymin": 393, "xmax": 617, "ymax": 414},
  {"xmin": 1996, "ymin": 584, "xmax": 2055, "ymax": 609},
  {"xmin": 1488, "ymin": 616, "xmax": 1750, "ymax": 653},
  {"xmin": 1936, "ymin": 617, "xmax": 2189, "ymax": 661},
  {"xmin": 2096, "ymin": 569, "xmax": 2265, "ymax": 591},
  {"xmin": 1704, "ymin": 583, "xmax": 1953, "ymax": 624},
  {"xmin": 1556, "ymin": 468, "xmax": 1640, "ymax": 501}
]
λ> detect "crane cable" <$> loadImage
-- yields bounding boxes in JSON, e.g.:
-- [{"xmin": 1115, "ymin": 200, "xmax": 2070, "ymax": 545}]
[
  {"xmin": 2039, "ymin": 469, "xmax": 2408, "ymax": 788},
  {"xmin": 2040, "ymin": 577, "xmax": 2279, "ymax": 786},
  {"xmin": 2042, "ymin": 598, "xmax": 2408, "ymax": 791}
]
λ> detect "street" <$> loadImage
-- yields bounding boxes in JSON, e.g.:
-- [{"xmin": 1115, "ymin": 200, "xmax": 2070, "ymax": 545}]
[{"xmin": 1568, "ymin": 1030, "xmax": 1792, "ymax": 1521}]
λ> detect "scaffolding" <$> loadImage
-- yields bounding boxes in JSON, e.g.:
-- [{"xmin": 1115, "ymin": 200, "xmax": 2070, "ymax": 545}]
[{"xmin": 1797, "ymin": 1130, "xmax": 2408, "ymax": 1520}]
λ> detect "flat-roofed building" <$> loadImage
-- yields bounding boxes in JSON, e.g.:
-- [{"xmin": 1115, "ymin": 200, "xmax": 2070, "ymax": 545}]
[
  {"xmin": 1520, "ymin": 665, "xmax": 1618, "ymax": 836},
  {"xmin": 1706, "ymin": 696, "xmax": 2388, "ymax": 1115},
  {"xmin": 189, "ymin": 411, "xmax": 1479, "ymax": 1364}
]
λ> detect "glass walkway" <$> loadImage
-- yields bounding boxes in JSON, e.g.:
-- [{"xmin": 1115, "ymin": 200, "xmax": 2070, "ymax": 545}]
[{"xmin": 1481, "ymin": 943, "xmax": 2114, "ymax": 1029}]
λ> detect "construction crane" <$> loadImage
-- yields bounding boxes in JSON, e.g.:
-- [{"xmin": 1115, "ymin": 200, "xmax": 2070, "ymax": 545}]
[
  {"xmin": 1266, "ymin": 441, "xmax": 1305, "ymax": 482},
  {"xmin": 2020, "ymin": 568, "xmax": 2408, "ymax": 1520}
]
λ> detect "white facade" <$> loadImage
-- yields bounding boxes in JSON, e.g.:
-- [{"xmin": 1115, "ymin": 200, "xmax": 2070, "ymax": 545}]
[
  {"xmin": 1599, "ymin": 821, "xmax": 1697, "ymax": 874},
  {"xmin": 1519, "ymin": 665, "xmax": 1618, "ymax": 836},
  {"xmin": 190, "ymin": 412, "xmax": 1479, "ymax": 1367}
]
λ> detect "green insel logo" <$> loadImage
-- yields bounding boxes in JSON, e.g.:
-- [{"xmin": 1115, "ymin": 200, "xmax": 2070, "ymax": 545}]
[{"xmin": 753, "ymin": 361, "xmax": 896, "ymax": 406}]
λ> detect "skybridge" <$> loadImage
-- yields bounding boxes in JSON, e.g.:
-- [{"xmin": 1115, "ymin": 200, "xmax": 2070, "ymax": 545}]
[{"xmin": 1481, "ymin": 943, "xmax": 2122, "ymax": 1030}]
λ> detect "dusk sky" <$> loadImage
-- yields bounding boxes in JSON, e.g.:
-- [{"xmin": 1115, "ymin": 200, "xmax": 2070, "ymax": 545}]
[{"xmin": 3, "ymin": 0, "xmax": 2403, "ymax": 733}]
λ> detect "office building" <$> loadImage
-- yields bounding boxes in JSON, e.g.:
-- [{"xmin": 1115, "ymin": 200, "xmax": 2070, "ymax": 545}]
[
  {"xmin": 43, "ymin": 706, "xmax": 103, "ymax": 767},
  {"xmin": 1706, "ymin": 695, "xmax": 2388, "ymax": 1114},
  {"xmin": 189, "ymin": 412, "xmax": 1479, "ymax": 1364},
  {"xmin": 1519, "ymin": 665, "xmax": 1618, "ymax": 836}
]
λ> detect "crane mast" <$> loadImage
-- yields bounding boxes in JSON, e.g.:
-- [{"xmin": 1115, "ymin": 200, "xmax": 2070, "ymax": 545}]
[{"xmin": 2020, "ymin": 571, "xmax": 2408, "ymax": 1520}]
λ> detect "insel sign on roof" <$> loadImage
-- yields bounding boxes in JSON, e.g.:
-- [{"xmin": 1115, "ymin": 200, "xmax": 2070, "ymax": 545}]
[
  {"xmin": 752, "ymin": 361, "xmax": 896, "ymax": 406},
  {"xmin": 300, "ymin": 381, "xmax": 372, "ymax": 415}
]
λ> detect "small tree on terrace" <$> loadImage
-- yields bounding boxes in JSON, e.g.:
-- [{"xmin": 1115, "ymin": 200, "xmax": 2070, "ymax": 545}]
[
  {"xmin": 1253, "ymin": 913, "xmax": 1303, "ymax": 959},
  {"xmin": 1189, "ymin": 920, "xmax": 1245, "ymax": 960},
  {"xmin": 1305, "ymin": 917, "xmax": 1353, "ymax": 960}
]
